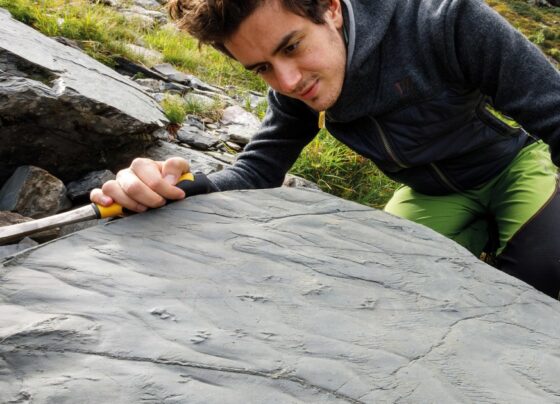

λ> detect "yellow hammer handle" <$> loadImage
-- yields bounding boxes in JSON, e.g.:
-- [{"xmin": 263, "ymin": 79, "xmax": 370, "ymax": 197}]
[{"xmin": 93, "ymin": 172, "xmax": 195, "ymax": 219}]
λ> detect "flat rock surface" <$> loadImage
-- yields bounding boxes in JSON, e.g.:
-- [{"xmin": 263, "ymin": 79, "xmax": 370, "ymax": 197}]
[{"xmin": 1, "ymin": 188, "xmax": 559, "ymax": 403}]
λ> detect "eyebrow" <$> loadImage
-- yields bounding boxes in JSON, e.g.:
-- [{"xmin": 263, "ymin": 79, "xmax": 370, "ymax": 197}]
[{"xmin": 243, "ymin": 30, "xmax": 299, "ymax": 71}]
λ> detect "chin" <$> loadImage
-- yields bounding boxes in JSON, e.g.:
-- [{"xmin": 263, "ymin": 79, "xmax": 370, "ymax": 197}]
[{"xmin": 306, "ymin": 97, "xmax": 337, "ymax": 112}]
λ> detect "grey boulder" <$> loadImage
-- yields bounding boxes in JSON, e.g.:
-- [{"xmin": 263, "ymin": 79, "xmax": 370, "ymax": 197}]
[
  {"xmin": 0, "ymin": 9, "xmax": 167, "ymax": 184},
  {"xmin": 0, "ymin": 166, "xmax": 71, "ymax": 218},
  {"xmin": 1, "ymin": 188, "xmax": 559, "ymax": 403}
]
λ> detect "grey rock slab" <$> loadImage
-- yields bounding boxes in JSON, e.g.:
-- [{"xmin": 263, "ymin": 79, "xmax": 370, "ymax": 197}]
[
  {"xmin": 0, "ymin": 188, "xmax": 559, "ymax": 403},
  {"xmin": 119, "ymin": 6, "xmax": 167, "ymax": 26},
  {"xmin": 153, "ymin": 63, "xmax": 227, "ymax": 94},
  {"xmin": 0, "ymin": 236, "xmax": 38, "ymax": 260},
  {"xmin": 162, "ymin": 81, "xmax": 190, "ymax": 94},
  {"xmin": 113, "ymin": 56, "xmax": 169, "ymax": 81},
  {"xmin": 221, "ymin": 105, "xmax": 261, "ymax": 127},
  {"xmin": 177, "ymin": 125, "xmax": 219, "ymax": 151},
  {"xmin": 145, "ymin": 141, "xmax": 227, "ymax": 174},
  {"xmin": 133, "ymin": 0, "xmax": 162, "ymax": 9},
  {"xmin": 220, "ymin": 105, "xmax": 261, "ymax": 145},
  {"xmin": 0, "ymin": 10, "xmax": 167, "ymax": 184},
  {"xmin": 184, "ymin": 92, "xmax": 217, "ymax": 109},
  {"xmin": 133, "ymin": 77, "xmax": 165, "ymax": 92}
]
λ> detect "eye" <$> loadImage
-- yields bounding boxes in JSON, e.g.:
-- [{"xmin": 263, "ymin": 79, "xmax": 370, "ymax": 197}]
[
  {"xmin": 253, "ymin": 64, "xmax": 270, "ymax": 75},
  {"xmin": 284, "ymin": 41, "xmax": 300, "ymax": 55}
]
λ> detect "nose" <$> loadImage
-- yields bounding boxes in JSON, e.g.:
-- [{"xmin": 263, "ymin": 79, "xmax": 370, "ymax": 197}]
[{"xmin": 272, "ymin": 61, "xmax": 302, "ymax": 94}]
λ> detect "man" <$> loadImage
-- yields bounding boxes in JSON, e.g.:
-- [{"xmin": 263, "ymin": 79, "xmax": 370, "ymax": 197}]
[{"xmin": 91, "ymin": 0, "xmax": 560, "ymax": 298}]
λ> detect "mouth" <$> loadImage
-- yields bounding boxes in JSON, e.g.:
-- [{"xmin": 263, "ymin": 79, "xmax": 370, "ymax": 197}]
[{"xmin": 298, "ymin": 78, "xmax": 319, "ymax": 100}]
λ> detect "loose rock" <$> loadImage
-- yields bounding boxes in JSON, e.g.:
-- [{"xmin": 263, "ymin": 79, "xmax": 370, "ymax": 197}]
[
  {"xmin": 0, "ymin": 166, "xmax": 71, "ymax": 218},
  {"xmin": 66, "ymin": 170, "xmax": 116, "ymax": 203}
]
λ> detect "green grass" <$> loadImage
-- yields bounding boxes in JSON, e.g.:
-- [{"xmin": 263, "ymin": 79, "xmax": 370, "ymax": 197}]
[
  {"xmin": 290, "ymin": 131, "xmax": 398, "ymax": 209},
  {"xmin": 183, "ymin": 97, "xmax": 224, "ymax": 122},
  {"xmin": 160, "ymin": 94, "xmax": 187, "ymax": 124},
  {"xmin": 488, "ymin": 0, "xmax": 560, "ymax": 63},
  {"xmin": 160, "ymin": 93, "xmax": 225, "ymax": 124},
  {"xmin": 0, "ymin": 0, "xmax": 150, "ymax": 65}
]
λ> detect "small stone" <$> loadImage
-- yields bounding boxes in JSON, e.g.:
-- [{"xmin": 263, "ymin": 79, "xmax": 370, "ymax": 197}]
[
  {"xmin": 283, "ymin": 174, "xmax": 321, "ymax": 191},
  {"xmin": 184, "ymin": 92, "xmax": 217, "ymax": 110},
  {"xmin": 205, "ymin": 151, "xmax": 236, "ymax": 165},
  {"xmin": 225, "ymin": 141, "xmax": 243, "ymax": 152},
  {"xmin": 125, "ymin": 44, "xmax": 164, "ymax": 64},
  {"xmin": 177, "ymin": 126, "xmax": 219, "ymax": 151},
  {"xmin": 66, "ymin": 170, "xmax": 116, "ymax": 203},
  {"xmin": 220, "ymin": 105, "xmax": 261, "ymax": 145},
  {"xmin": 133, "ymin": 78, "xmax": 163, "ymax": 92},
  {"xmin": 133, "ymin": 0, "xmax": 161, "ymax": 8},
  {"xmin": 186, "ymin": 116, "xmax": 205, "ymax": 130},
  {"xmin": 163, "ymin": 82, "xmax": 190, "ymax": 94}
]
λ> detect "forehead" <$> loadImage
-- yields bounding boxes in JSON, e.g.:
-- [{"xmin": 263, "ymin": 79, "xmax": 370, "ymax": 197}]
[{"xmin": 224, "ymin": 0, "xmax": 310, "ymax": 63}]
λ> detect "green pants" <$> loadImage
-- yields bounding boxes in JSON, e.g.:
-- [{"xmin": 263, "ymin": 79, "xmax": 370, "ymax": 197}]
[{"xmin": 384, "ymin": 141, "xmax": 557, "ymax": 257}]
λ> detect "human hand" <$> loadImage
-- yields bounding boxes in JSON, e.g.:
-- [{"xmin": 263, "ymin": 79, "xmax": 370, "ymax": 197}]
[{"xmin": 90, "ymin": 157, "xmax": 190, "ymax": 213}]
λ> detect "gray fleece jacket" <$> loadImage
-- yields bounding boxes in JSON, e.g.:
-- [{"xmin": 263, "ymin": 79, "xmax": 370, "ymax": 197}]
[{"xmin": 207, "ymin": 0, "xmax": 560, "ymax": 196}]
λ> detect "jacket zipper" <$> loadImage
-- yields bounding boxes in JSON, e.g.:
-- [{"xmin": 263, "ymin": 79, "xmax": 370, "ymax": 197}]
[
  {"xmin": 371, "ymin": 117, "xmax": 409, "ymax": 168},
  {"xmin": 370, "ymin": 116, "xmax": 463, "ymax": 194},
  {"xmin": 430, "ymin": 163, "xmax": 463, "ymax": 194}
]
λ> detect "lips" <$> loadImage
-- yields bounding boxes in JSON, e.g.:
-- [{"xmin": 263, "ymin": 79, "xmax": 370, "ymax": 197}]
[{"xmin": 298, "ymin": 78, "xmax": 319, "ymax": 100}]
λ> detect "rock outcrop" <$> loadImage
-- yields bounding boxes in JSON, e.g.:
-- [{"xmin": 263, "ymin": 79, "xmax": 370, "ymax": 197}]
[
  {"xmin": 0, "ymin": 9, "xmax": 168, "ymax": 185},
  {"xmin": 1, "ymin": 188, "xmax": 559, "ymax": 403}
]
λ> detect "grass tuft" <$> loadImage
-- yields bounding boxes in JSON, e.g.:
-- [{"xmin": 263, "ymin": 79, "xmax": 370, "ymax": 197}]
[
  {"xmin": 160, "ymin": 93, "xmax": 187, "ymax": 124},
  {"xmin": 290, "ymin": 130, "xmax": 398, "ymax": 209}
]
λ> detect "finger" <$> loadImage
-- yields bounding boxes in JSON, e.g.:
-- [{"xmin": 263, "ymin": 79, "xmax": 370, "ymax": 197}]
[
  {"xmin": 129, "ymin": 157, "xmax": 186, "ymax": 201},
  {"xmin": 115, "ymin": 167, "xmax": 164, "ymax": 210},
  {"xmin": 90, "ymin": 188, "xmax": 113, "ymax": 206},
  {"xmin": 101, "ymin": 178, "xmax": 148, "ymax": 212},
  {"xmin": 161, "ymin": 157, "xmax": 191, "ymax": 200}
]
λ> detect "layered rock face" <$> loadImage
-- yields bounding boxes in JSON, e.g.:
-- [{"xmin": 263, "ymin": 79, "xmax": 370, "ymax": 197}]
[
  {"xmin": 1, "ymin": 188, "xmax": 559, "ymax": 403},
  {"xmin": 0, "ymin": 10, "xmax": 167, "ymax": 184}
]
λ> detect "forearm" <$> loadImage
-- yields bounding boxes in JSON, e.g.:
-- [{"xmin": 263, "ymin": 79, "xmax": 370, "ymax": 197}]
[{"xmin": 209, "ymin": 92, "xmax": 319, "ymax": 191}]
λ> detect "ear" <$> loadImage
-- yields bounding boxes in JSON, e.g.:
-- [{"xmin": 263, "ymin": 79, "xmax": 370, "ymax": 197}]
[{"xmin": 326, "ymin": 0, "xmax": 344, "ymax": 29}]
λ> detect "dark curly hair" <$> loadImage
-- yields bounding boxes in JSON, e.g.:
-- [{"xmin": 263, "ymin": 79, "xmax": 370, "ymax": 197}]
[{"xmin": 166, "ymin": 0, "xmax": 331, "ymax": 56}]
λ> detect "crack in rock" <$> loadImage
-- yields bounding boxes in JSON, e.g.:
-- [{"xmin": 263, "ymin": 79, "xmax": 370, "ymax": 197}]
[{"xmin": 4, "ymin": 344, "xmax": 364, "ymax": 404}]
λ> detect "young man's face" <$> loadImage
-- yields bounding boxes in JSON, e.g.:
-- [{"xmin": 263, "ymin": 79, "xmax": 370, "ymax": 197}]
[{"xmin": 224, "ymin": 0, "xmax": 346, "ymax": 112}]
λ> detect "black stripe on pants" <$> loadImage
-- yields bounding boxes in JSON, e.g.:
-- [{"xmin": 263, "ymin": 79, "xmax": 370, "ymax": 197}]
[{"xmin": 497, "ymin": 187, "xmax": 560, "ymax": 299}]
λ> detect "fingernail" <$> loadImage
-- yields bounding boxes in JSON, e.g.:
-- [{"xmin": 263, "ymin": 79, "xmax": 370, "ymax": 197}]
[
  {"xmin": 164, "ymin": 174, "xmax": 177, "ymax": 184},
  {"xmin": 101, "ymin": 196, "xmax": 111, "ymax": 205}
]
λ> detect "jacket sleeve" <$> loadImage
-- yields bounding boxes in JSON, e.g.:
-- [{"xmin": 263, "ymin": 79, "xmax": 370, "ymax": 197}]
[
  {"xmin": 207, "ymin": 91, "xmax": 319, "ymax": 191},
  {"xmin": 442, "ymin": 0, "xmax": 560, "ymax": 164}
]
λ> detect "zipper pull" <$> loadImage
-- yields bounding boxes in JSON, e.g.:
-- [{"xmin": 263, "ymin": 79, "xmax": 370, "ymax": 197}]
[{"xmin": 318, "ymin": 111, "xmax": 326, "ymax": 129}]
